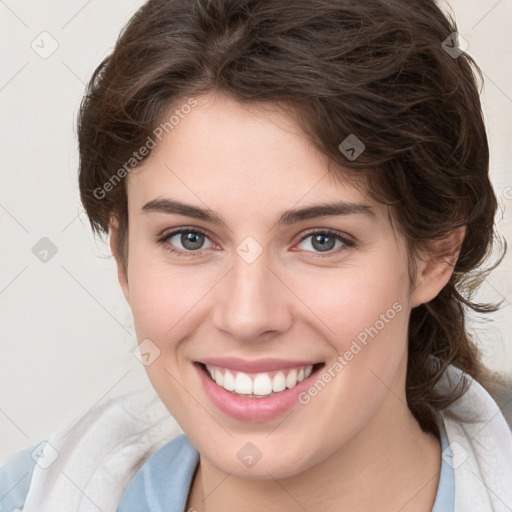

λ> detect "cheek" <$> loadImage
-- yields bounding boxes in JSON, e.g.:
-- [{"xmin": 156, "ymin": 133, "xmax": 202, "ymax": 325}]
[
  {"xmin": 284, "ymin": 259, "xmax": 412, "ymax": 415},
  {"xmin": 126, "ymin": 244, "xmax": 223, "ymax": 352},
  {"xmin": 128, "ymin": 269, "xmax": 199, "ymax": 338},
  {"xmin": 125, "ymin": 256, "xmax": 213, "ymax": 417},
  {"xmin": 288, "ymin": 260, "xmax": 411, "ymax": 347},
  {"xmin": 286, "ymin": 266, "xmax": 411, "ymax": 433}
]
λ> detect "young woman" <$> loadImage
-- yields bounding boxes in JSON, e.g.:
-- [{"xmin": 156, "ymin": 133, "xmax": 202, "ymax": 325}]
[{"xmin": 1, "ymin": 0, "xmax": 511, "ymax": 511}]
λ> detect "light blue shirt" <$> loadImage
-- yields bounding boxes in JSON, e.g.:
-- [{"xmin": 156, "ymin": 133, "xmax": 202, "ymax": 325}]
[{"xmin": 0, "ymin": 417, "xmax": 454, "ymax": 511}]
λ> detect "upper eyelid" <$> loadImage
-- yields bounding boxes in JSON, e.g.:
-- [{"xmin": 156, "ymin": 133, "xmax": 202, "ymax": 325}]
[{"xmin": 298, "ymin": 228, "xmax": 352, "ymax": 241}]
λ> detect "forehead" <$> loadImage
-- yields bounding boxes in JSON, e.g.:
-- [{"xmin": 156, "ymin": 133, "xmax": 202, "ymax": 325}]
[{"xmin": 126, "ymin": 92, "xmax": 379, "ymax": 217}]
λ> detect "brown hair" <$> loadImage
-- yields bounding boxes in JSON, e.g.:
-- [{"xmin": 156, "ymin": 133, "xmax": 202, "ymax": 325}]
[{"xmin": 78, "ymin": 0, "xmax": 507, "ymax": 437}]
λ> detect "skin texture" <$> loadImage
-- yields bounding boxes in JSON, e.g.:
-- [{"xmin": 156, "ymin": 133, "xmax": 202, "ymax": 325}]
[{"xmin": 110, "ymin": 92, "xmax": 465, "ymax": 512}]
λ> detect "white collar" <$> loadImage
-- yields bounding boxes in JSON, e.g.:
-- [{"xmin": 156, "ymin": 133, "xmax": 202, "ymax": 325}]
[{"xmin": 437, "ymin": 365, "xmax": 512, "ymax": 511}]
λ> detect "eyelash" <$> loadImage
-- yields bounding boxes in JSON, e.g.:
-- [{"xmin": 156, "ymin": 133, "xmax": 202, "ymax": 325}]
[{"xmin": 156, "ymin": 227, "xmax": 355, "ymax": 259}]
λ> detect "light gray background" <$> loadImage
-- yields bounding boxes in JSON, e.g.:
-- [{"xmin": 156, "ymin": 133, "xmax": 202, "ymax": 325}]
[{"xmin": 1, "ymin": 0, "xmax": 511, "ymax": 464}]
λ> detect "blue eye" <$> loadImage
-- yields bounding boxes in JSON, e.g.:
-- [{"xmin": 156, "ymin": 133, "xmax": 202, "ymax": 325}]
[
  {"xmin": 157, "ymin": 228, "xmax": 214, "ymax": 257},
  {"xmin": 295, "ymin": 230, "xmax": 354, "ymax": 255}
]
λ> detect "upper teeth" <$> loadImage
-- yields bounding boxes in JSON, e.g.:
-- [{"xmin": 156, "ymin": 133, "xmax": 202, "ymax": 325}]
[{"xmin": 205, "ymin": 364, "xmax": 314, "ymax": 396}]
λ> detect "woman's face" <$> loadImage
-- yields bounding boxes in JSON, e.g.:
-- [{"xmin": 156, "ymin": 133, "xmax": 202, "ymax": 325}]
[{"xmin": 115, "ymin": 92, "xmax": 426, "ymax": 479}]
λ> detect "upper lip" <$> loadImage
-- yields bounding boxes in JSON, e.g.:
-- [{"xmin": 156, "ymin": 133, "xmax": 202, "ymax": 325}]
[{"xmin": 197, "ymin": 357, "xmax": 322, "ymax": 373}]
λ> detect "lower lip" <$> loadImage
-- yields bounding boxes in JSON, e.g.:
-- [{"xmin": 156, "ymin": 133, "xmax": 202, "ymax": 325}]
[{"xmin": 194, "ymin": 362, "xmax": 324, "ymax": 422}]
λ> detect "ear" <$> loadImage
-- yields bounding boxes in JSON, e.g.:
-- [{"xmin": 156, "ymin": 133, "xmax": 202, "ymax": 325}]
[
  {"xmin": 410, "ymin": 226, "xmax": 466, "ymax": 308},
  {"xmin": 109, "ymin": 216, "xmax": 130, "ymax": 304}
]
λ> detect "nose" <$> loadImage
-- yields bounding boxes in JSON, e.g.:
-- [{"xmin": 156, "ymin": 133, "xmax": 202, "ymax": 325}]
[{"xmin": 212, "ymin": 251, "xmax": 293, "ymax": 343}]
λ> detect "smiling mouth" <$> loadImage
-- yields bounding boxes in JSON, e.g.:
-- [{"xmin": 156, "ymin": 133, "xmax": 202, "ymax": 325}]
[{"xmin": 197, "ymin": 362, "xmax": 325, "ymax": 398}]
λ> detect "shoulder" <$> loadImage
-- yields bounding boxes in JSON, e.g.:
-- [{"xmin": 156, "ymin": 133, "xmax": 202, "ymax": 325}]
[
  {"xmin": 117, "ymin": 433, "xmax": 199, "ymax": 512},
  {"xmin": 0, "ymin": 442, "xmax": 42, "ymax": 511}
]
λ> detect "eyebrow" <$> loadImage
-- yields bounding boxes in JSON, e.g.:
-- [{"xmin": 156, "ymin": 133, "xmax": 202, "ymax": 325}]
[{"xmin": 141, "ymin": 198, "xmax": 375, "ymax": 225}]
